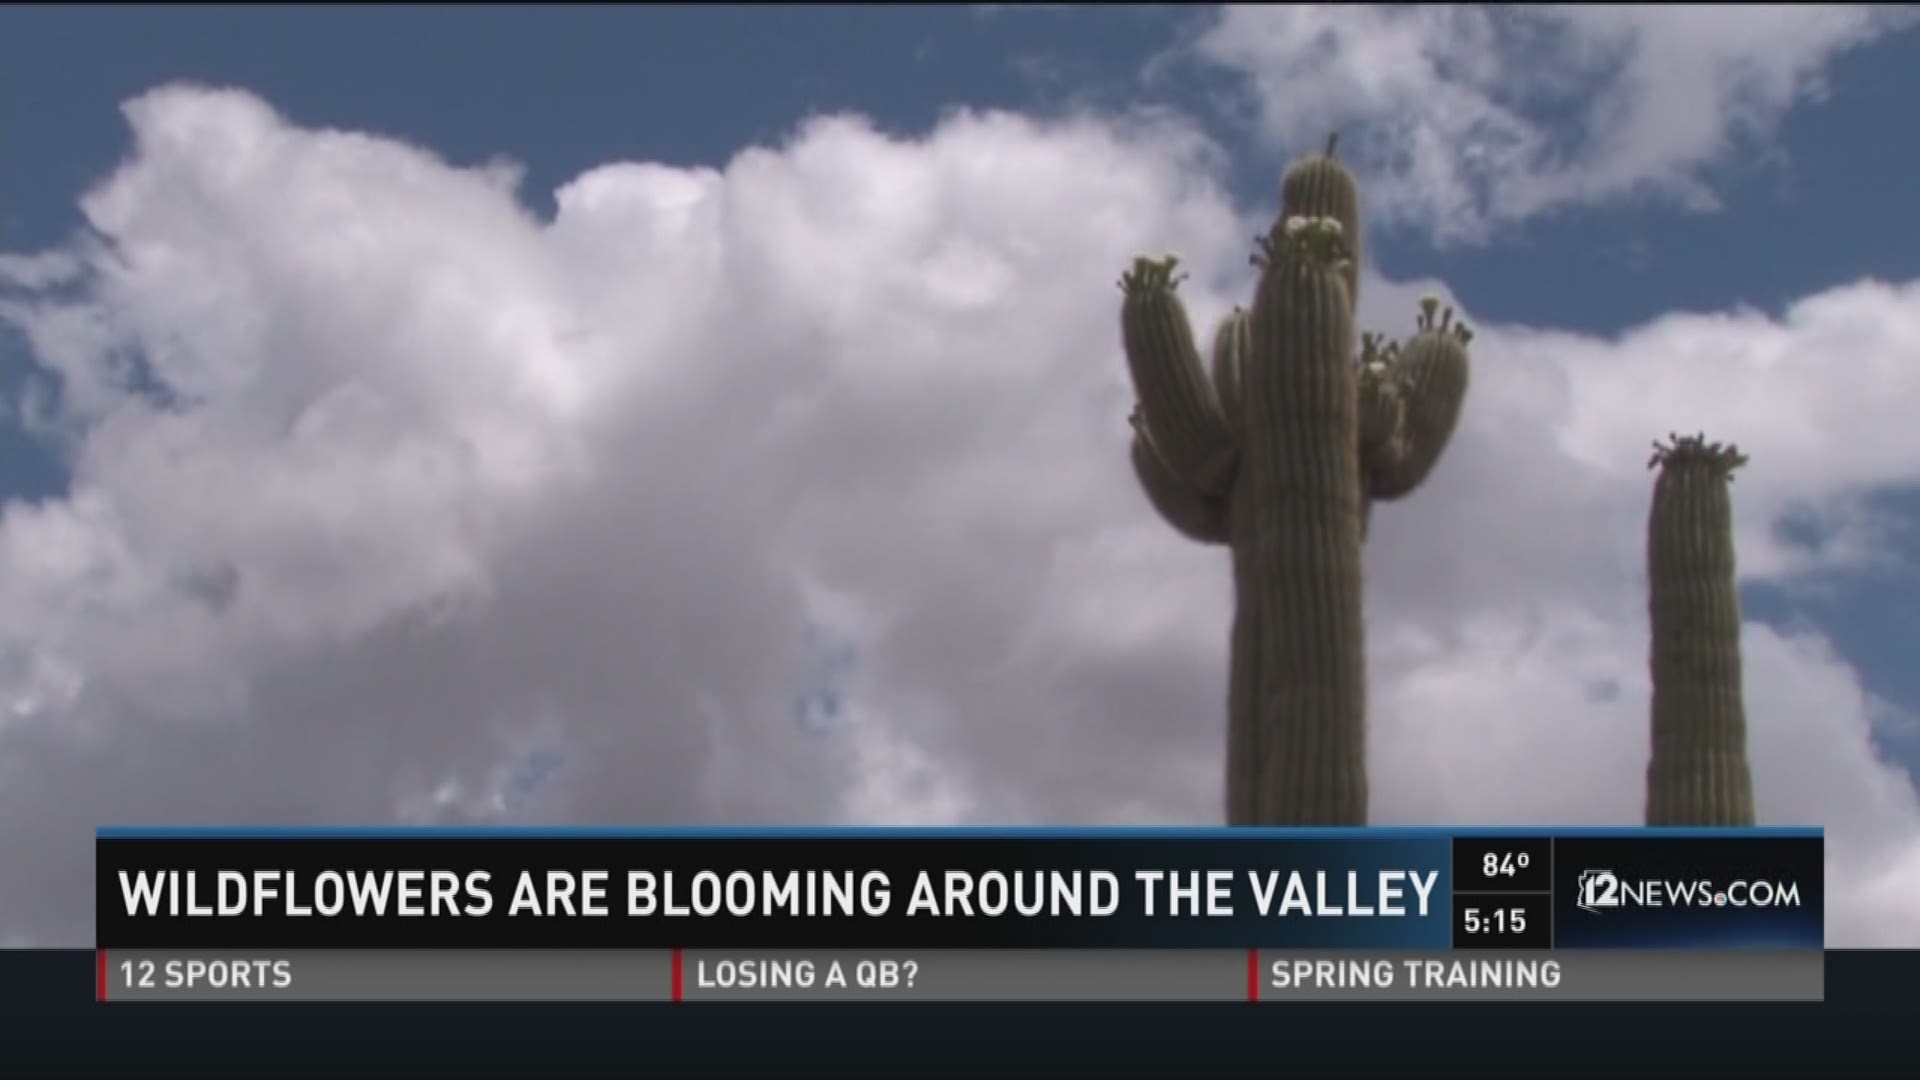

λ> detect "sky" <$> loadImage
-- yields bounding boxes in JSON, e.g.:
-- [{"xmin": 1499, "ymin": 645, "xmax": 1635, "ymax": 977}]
[{"xmin": 1, "ymin": 4, "xmax": 1918, "ymax": 947}]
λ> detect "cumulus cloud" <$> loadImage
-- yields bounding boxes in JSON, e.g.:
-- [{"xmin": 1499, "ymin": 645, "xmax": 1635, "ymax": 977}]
[
  {"xmin": 1351, "ymin": 269, "xmax": 1920, "ymax": 948},
  {"xmin": 0, "ymin": 83, "xmax": 1916, "ymax": 948},
  {"xmin": 1180, "ymin": 4, "xmax": 1919, "ymax": 241}
]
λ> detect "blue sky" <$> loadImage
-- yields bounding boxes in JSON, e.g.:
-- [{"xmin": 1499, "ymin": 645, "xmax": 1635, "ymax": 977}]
[
  {"xmin": 1, "ymin": 6, "xmax": 1917, "ymax": 944},
  {"xmin": 5, "ymin": 4, "xmax": 1916, "ymax": 751}
]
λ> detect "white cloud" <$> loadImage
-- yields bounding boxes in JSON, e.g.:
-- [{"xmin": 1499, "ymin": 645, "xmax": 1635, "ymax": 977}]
[
  {"xmin": 0, "ymin": 84, "xmax": 1916, "ymax": 949},
  {"xmin": 1182, "ymin": 5, "xmax": 1918, "ymax": 241}
]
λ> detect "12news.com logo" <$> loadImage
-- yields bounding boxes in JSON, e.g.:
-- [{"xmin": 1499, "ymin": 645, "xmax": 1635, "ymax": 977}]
[{"xmin": 1575, "ymin": 869, "xmax": 1804, "ymax": 914}]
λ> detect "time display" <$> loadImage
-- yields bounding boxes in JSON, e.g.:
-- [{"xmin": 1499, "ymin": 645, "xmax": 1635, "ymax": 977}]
[
  {"xmin": 1460, "ymin": 905, "xmax": 1527, "ymax": 935},
  {"xmin": 1449, "ymin": 890, "xmax": 1552, "ymax": 949}
]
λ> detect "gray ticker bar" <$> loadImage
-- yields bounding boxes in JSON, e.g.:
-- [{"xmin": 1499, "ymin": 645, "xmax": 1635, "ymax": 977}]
[
  {"xmin": 99, "ymin": 949, "xmax": 1823, "ymax": 1003},
  {"xmin": 679, "ymin": 949, "xmax": 1244, "ymax": 1002},
  {"xmin": 103, "ymin": 950, "xmax": 674, "ymax": 1002},
  {"xmin": 1255, "ymin": 949, "xmax": 1821, "ymax": 1001}
]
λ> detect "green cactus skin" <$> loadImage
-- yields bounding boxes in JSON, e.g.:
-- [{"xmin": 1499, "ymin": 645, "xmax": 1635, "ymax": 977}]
[
  {"xmin": 1237, "ymin": 221, "xmax": 1367, "ymax": 824},
  {"xmin": 1129, "ymin": 407, "xmax": 1228, "ymax": 544},
  {"xmin": 1279, "ymin": 138, "xmax": 1470, "ymax": 522},
  {"xmin": 1119, "ymin": 257, "xmax": 1239, "ymax": 497},
  {"xmin": 1368, "ymin": 300, "xmax": 1471, "ymax": 500},
  {"xmin": 1283, "ymin": 132, "xmax": 1363, "ymax": 305},
  {"xmin": 1644, "ymin": 433, "xmax": 1756, "ymax": 827},
  {"xmin": 1120, "ymin": 136, "xmax": 1474, "ymax": 826},
  {"xmin": 1210, "ymin": 307, "xmax": 1250, "ymax": 436},
  {"xmin": 1355, "ymin": 333, "xmax": 1406, "ymax": 538}
]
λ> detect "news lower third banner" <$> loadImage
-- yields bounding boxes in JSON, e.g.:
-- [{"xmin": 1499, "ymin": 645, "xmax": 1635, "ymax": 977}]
[{"xmin": 94, "ymin": 827, "xmax": 1825, "ymax": 1003}]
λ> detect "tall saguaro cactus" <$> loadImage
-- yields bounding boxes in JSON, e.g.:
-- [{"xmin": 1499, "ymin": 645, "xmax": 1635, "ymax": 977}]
[
  {"xmin": 1644, "ymin": 433, "xmax": 1756, "ymax": 826},
  {"xmin": 1120, "ymin": 137, "xmax": 1473, "ymax": 825}
]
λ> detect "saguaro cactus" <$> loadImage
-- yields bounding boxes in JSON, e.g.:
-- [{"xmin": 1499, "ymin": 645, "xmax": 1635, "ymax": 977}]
[
  {"xmin": 1644, "ymin": 433, "xmax": 1756, "ymax": 826},
  {"xmin": 1119, "ymin": 137, "xmax": 1472, "ymax": 825}
]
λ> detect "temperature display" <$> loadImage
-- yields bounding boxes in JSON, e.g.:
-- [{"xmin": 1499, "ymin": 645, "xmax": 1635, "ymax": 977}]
[
  {"xmin": 1450, "ymin": 837, "xmax": 1554, "ymax": 950},
  {"xmin": 1452, "ymin": 837, "xmax": 1552, "ymax": 893},
  {"xmin": 1482, "ymin": 851, "xmax": 1531, "ymax": 878}
]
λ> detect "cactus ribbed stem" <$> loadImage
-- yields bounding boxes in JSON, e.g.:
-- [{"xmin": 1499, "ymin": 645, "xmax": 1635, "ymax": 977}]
[
  {"xmin": 1645, "ymin": 434, "xmax": 1755, "ymax": 827},
  {"xmin": 1369, "ymin": 301, "xmax": 1471, "ymax": 500},
  {"xmin": 1129, "ymin": 408, "xmax": 1228, "ymax": 544},
  {"xmin": 1224, "ymin": 502, "xmax": 1260, "ymax": 822},
  {"xmin": 1281, "ymin": 132, "xmax": 1363, "ymax": 307},
  {"xmin": 1119, "ymin": 257, "xmax": 1238, "ymax": 495},
  {"xmin": 1355, "ymin": 338, "xmax": 1405, "ymax": 538},
  {"xmin": 1210, "ymin": 307, "xmax": 1250, "ymax": 436},
  {"xmin": 1118, "ymin": 137, "xmax": 1470, "ymax": 826},
  {"xmin": 1240, "ymin": 227, "xmax": 1366, "ymax": 823}
]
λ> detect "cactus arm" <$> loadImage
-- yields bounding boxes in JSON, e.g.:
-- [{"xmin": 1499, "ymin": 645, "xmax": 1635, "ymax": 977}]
[
  {"xmin": 1645, "ymin": 433, "xmax": 1756, "ymax": 826},
  {"xmin": 1366, "ymin": 298, "xmax": 1471, "ymax": 501},
  {"xmin": 1354, "ymin": 333, "xmax": 1407, "ymax": 537},
  {"xmin": 1209, "ymin": 308, "xmax": 1250, "ymax": 436},
  {"xmin": 1119, "ymin": 256, "xmax": 1240, "ymax": 496},
  {"xmin": 1128, "ymin": 407, "xmax": 1230, "ymax": 544}
]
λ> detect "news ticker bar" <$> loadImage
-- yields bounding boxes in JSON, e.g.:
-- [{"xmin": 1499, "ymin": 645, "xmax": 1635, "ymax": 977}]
[
  {"xmin": 97, "ymin": 949, "xmax": 1823, "ymax": 1003},
  {"xmin": 97, "ymin": 827, "xmax": 1825, "ymax": 951}
]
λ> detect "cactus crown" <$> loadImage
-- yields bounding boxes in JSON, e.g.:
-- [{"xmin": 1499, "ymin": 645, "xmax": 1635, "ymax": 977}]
[
  {"xmin": 1358, "ymin": 330, "xmax": 1400, "ymax": 369},
  {"xmin": 1648, "ymin": 432, "xmax": 1749, "ymax": 478},
  {"xmin": 1118, "ymin": 254, "xmax": 1187, "ymax": 296},
  {"xmin": 1414, "ymin": 294, "xmax": 1474, "ymax": 345},
  {"xmin": 1357, "ymin": 356, "xmax": 1397, "ymax": 393},
  {"xmin": 1251, "ymin": 215, "xmax": 1350, "ymax": 272}
]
